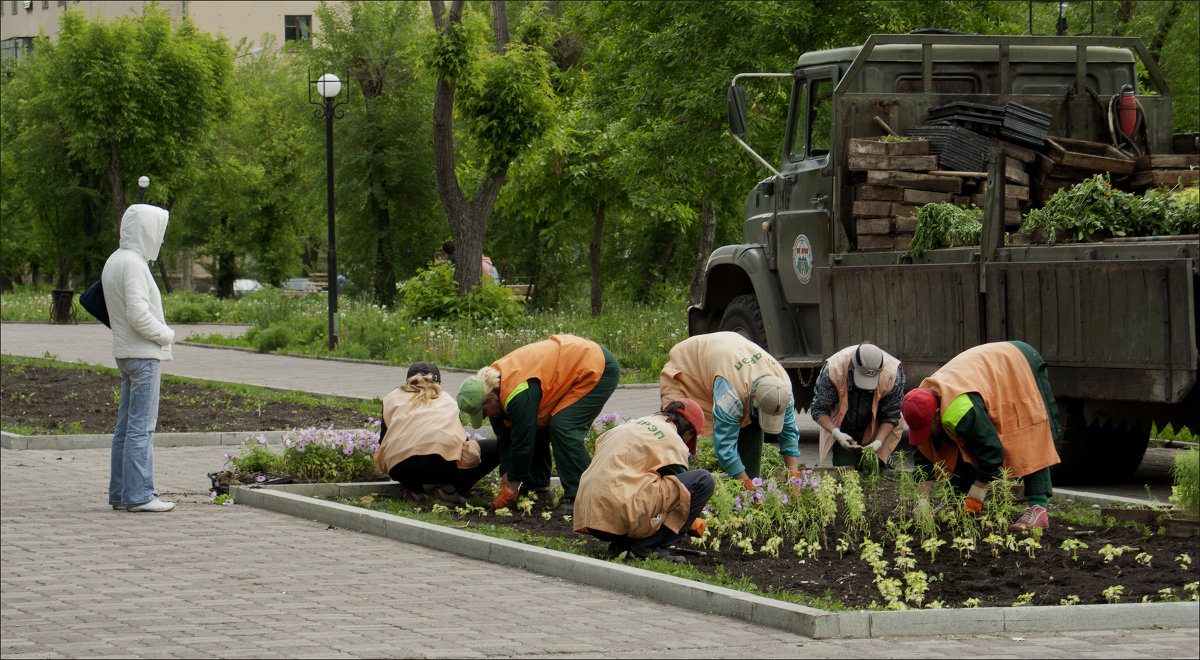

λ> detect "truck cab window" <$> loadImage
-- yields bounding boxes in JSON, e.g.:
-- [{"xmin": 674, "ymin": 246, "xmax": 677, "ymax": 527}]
[
  {"xmin": 809, "ymin": 79, "xmax": 833, "ymax": 156},
  {"xmin": 789, "ymin": 78, "xmax": 833, "ymax": 160}
]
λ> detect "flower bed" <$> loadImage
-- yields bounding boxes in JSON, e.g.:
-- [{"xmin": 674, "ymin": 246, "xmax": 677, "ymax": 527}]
[
  {"xmin": 215, "ymin": 425, "xmax": 1197, "ymax": 610},
  {"xmin": 348, "ymin": 468, "xmax": 1197, "ymax": 610}
]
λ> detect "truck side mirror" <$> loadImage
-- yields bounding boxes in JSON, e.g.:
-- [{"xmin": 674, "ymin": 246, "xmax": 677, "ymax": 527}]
[{"xmin": 727, "ymin": 86, "xmax": 748, "ymax": 137}]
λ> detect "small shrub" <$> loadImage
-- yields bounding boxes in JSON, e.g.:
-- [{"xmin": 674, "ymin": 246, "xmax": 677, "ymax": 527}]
[
  {"xmin": 225, "ymin": 435, "xmax": 284, "ymax": 474},
  {"xmin": 281, "ymin": 424, "xmax": 383, "ymax": 482},
  {"xmin": 1170, "ymin": 447, "xmax": 1199, "ymax": 518},
  {"xmin": 397, "ymin": 263, "xmax": 523, "ymax": 324},
  {"xmin": 250, "ymin": 324, "xmax": 294, "ymax": 353},
  {"xmin": 164, "ymin": 291, "xmax": 222, "ymax": 323}
]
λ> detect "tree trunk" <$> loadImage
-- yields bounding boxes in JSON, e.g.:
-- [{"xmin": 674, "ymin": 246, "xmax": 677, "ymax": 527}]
[
  {"xmin": 157, "ymin": 258, "xmax": 173, "ymax": 294},
  {"xmin": 107, "ymin": 141, "xmax": 126, "ymax": 226},
  {"xmin": 1112, "ymin": 1, "xmax": 1134, "ymax": 35},
  {"xmin": 689, "ymin": 194, "xmax": 716, "ymax": 304},
  {"xmin": 429, "ymin": 0, "xmax": 509, "ymax": 295},
  {"xmin": 589, "ymin": 201, "xmax": 605, "ymax": 317},
  {"xmin": 1147, "ymin": 0, "xmax": 1181, "ymax": 61},
  {"xmin": 492, "ymin": 0, "xmax": 509, "ymax": 53}
]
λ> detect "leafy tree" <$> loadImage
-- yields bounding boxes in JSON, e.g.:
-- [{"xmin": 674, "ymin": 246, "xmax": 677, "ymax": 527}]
[
  {"xmin": 427, "ymin": 0, "xmax": 559, "ymax": 294},
  {"xmin": 310, "ymin": 1, "xmax": 442, "ymax": 305},
  {"xmin": 42, "ymin": 7, "xmax": 234, "ymax": 230},
  {"xmin": 170, "ymin": 37, "xmax": 322, "ymax": 298}
]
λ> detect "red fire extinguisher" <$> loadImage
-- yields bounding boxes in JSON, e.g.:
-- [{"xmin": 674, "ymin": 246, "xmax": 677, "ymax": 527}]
[{"xmin": 1117, "ymin": 84, "xmax": 1139, "ymax": 139}]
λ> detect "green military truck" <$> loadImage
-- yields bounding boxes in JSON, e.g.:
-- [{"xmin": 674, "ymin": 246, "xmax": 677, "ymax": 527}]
[{"xmin": 693, "ymin": 32, "xmax": 1199, "ymax": 482}]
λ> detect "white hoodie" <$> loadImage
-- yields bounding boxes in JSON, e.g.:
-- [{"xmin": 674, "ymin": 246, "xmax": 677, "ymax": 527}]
[{"xmin": 102, "ymin": 204, "xmax": 175, "ymax": 360}]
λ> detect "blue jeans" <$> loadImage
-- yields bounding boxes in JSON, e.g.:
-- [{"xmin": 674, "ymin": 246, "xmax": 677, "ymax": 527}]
[{"xmin": 109, "ymin": 358, "xmax": 161, "ymax": 508}]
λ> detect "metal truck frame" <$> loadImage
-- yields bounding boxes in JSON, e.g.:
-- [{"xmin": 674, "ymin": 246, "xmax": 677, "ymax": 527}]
[{"xmin": 694, "ymin": 33, "xmax": 1198, "ymax": 481}]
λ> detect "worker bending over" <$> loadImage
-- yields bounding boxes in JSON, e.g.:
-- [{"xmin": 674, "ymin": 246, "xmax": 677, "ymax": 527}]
[
  {"xmin": 574, "ymin": 399, "xmax": 714, "ymax": 563},
  {"xmin": 901, "ymin": 340, "xmax": 1062, "ymax": 531}
]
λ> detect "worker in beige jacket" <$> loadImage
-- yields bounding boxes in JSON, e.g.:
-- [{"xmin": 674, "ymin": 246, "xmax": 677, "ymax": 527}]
[{"xmin": 574, "ymin": 399, "xmax": 714, "ymax": 563}]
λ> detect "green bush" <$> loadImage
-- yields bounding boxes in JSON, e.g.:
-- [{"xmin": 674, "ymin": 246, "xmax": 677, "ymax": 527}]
[
  {"xmin": 398, "ymin": 263, "xmax": 523, "ymax": 324},
  {"xmin": 249, "ymin": 324, "xmax": 294, "ymax": 353},
  {"xmin": 281, "ymin": 426, "xmax": 382, "ymax": 483},
  {"xmin": 165, "ymin": 291, "xmax": 223, "ymax": 323},
  {"xmin": 225, "ymin": 436, "xmax": 284, "ymax": 474},
  {"xmin": 1170, "ymin": 447, "xmax": 1199, "ymax": 518}
]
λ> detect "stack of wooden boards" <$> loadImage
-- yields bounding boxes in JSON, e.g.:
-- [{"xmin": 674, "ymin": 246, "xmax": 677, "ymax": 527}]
[{"xmin": 847, "ymin": 137, "xmax": 1031, "ymax": 251}]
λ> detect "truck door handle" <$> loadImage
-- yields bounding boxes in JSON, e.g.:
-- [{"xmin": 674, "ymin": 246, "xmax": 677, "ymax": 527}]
[{"xmin": 810, "ymin": 195, "xmax": 828, "ymax": 208}]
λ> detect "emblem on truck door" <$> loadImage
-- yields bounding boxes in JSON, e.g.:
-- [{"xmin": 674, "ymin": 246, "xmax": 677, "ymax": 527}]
[{"xmin": 793, "ymin": 234, "xmax": 813, "ymax": 284}]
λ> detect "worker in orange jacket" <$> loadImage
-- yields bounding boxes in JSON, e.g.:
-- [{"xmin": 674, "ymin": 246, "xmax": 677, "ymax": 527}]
[
  {"xmin": 457, "ymin": 334, "xmax": 619, "ymax": 515},
  {"xmin": 901, "ymin": 341, "xmax": 1062, "ymax": 532}
]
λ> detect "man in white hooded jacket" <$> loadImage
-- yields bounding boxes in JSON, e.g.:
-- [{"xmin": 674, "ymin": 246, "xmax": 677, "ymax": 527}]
[{"xmin": 102, "ymin": 204, "xmax": 176, "ymax": 512}]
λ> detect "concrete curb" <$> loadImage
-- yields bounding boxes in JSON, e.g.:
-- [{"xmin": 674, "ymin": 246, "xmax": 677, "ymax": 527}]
[
  {"xmin": 232, "ymin": 482, "xmax": 1199, "ymax": 639},
  {"xmin": 0, "ymin": 429, "xmax": 286, "ymax": 451}
]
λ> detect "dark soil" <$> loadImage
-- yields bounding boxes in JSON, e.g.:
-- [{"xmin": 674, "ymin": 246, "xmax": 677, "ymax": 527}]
[
  {"xmin": 1, "ymin": 362, "xmax": 373, "ymax": 434},
  {"xmin": 403, "ymin": 484, "xmax": 1199, "ymax": 610}
]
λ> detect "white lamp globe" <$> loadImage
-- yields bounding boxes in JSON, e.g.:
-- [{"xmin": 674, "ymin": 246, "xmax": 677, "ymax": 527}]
[
  {"xmin": 137, "ymin": 175, "xmax": 150, "ymax": 189},
  {"xmin": 316, "ymin": 73, "xmax": 341, "ymax": 98}
]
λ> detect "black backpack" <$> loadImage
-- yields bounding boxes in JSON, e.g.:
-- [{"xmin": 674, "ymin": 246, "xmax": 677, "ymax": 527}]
[{"xmin": 79, "ymin": 279, "xmax": 110, "ymax": 328}]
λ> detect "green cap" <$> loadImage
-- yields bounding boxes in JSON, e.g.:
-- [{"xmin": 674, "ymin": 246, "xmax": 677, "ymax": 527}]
[{"xmin": 457, "ymin": 376, "xmax": 485, "ymax": 428}]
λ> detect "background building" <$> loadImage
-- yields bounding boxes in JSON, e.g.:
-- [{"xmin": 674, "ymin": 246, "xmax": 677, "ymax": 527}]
[{"xmin": 1, "ymin": 0, "xmax": 327, "ymax": 60}]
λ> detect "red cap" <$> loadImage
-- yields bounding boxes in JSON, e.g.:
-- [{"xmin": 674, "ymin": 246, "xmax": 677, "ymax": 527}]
[
  {"xmin": 901, "ymin": 388, "xmax": 939, "ymax": 445},
  {"xmin": 677, "ymin": 398, "xmax": 705, "ymax": 455}
]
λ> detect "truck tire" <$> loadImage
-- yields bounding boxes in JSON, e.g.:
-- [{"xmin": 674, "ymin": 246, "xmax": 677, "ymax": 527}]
[
  {"xmin": 719, "ymin": 294, "xmax": 768, "ymax": 350},
  {"xmin": 1052, "ymin": 402, "xmax": 1150, "ymax": 485}
]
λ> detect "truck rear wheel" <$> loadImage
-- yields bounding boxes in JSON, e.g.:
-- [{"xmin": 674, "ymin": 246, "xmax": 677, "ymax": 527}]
[
  {"xmin": 1052, "ymin": 401, "xmax": 1150, "ymax": 485},
  {"xmin": 719, "ymin": 294, "xmax": 768, "ymax": 350}
]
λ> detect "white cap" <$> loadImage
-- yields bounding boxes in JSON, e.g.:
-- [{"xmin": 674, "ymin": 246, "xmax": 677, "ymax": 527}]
[
  {"xmin": 753, "ymin": 376, "xmax": 791, "ymax": 434},
  {"xmin": 851, "ymin": 343, "xmax": 885, "ymax": 390}
]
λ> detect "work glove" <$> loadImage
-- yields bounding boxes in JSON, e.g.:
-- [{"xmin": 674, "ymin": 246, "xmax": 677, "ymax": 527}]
[
  {"xmin": 490, "ymin": 480, "xmax": 521, "ymax": 511},
  {"xmin": 689, "ymin": 518, "xmax": 707, "ymax": 537},
  {"xmin": 832, "ymin": 428, "xmax": 857, "ymax": 451},
  {"xmin": 742, "ymin": 476, "xmax": 757, "ymax": 492},
  {"xmin": 963, "ymin": 483, "xmax": 988, "ymax": 516},
  {"xmin": 866, "ymin": 439, "xmax": 884, "ymax": 455}
]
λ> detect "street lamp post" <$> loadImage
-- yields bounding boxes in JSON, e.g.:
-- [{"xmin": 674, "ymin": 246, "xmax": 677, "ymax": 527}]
[
  {"xmin": 137, "ymin": 175, "xmax": 149, "ymax": 203},
  {"xmin": 309, "ymin": 71, "xmax": 347, "ymax": 351}
]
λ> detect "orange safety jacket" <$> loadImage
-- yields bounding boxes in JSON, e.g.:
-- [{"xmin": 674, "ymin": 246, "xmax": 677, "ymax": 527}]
[
  {"xmin": 495, "ymin": 334, "xmax": 604, "ymax": 427},
  {"xmin": 916, "ymin": 342, "xmax": 1060, "ymax": 478}
]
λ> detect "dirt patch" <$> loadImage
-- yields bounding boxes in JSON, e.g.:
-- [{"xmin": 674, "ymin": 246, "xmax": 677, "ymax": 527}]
[
  {"xmin": 393, "ymin": 484, "xmax": 1198, "ymax": 610},
  {"xmin": 1, "ymin": 362, "xmax": 373, "ymax": 435}
]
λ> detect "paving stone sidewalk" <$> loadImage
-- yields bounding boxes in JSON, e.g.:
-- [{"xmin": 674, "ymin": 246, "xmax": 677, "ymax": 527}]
[{"xmin": 2, "ymin": 444, "xmax": 1197, "ymax": 659}]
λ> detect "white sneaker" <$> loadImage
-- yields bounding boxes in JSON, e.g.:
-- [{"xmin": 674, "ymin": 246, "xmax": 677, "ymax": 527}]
[{"xmin": 127, "ymin": 498, "xmax": 176, "ymax": 512}]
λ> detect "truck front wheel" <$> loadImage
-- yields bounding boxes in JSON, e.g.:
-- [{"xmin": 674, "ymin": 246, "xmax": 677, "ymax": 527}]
[{"xmin": 719, "ymin": 294, "xmax": 768, "ymax": 350}]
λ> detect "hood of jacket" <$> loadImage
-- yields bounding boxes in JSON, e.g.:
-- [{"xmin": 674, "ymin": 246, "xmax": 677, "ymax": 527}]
[{"xmin": 119, "ymin": 204, "xmax": 169, "ymax": 261}]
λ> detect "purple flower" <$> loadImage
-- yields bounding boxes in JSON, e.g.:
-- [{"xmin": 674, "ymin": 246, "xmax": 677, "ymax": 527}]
[
  {"xmin": 255, "ymin": 475, "xmax": 267, "ymax": 483},
  {"xmin": 221, "ymin": 499, "xmax": 235, "ymax": 506},
  {"xmin": 754, "ymin": 490, "xmax": 765, "ymax": 502},
  {"xmin": 780, "ymin": 493, "xmax": 789, "ymax": 505},
  {"xmin": 751, "ymin": 477, "xmax": 764, "ymax": 488}
]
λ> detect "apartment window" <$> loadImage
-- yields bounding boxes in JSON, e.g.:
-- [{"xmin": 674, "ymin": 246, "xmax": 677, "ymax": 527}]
[
  {"xmin": 11, "ymin": 2, "xmax": 17, "ymax": 16},
  {"xmin": 42, "ymin": 1, "xmax": 49, "ymax": 9},
  {"xmin": 284, "ymin": 15, "xmax": 312, "ymax": 43}
]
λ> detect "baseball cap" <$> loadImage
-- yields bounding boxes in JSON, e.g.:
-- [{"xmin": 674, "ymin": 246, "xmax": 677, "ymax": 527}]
[
  {"xmin": 901, "ymin": 388, "xmax": 939, "ymax": 445},
  {"xmin": 456, "ymin": 376, "xmax": 485, "ymax": 428},
  {"xmin": 675, "ymin": 398, "xmax": 705, "ymax": 455},
  {"xmin": 407, "ymin": 361, "xmax": 441, "ymax": 382},
  {"xmin": 851, "ymin": 342, "xmax": 885, "ymax": 390},
  {"xmin": 753, "ymin": 375, "xmax": 791, "ymax": 435}
]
